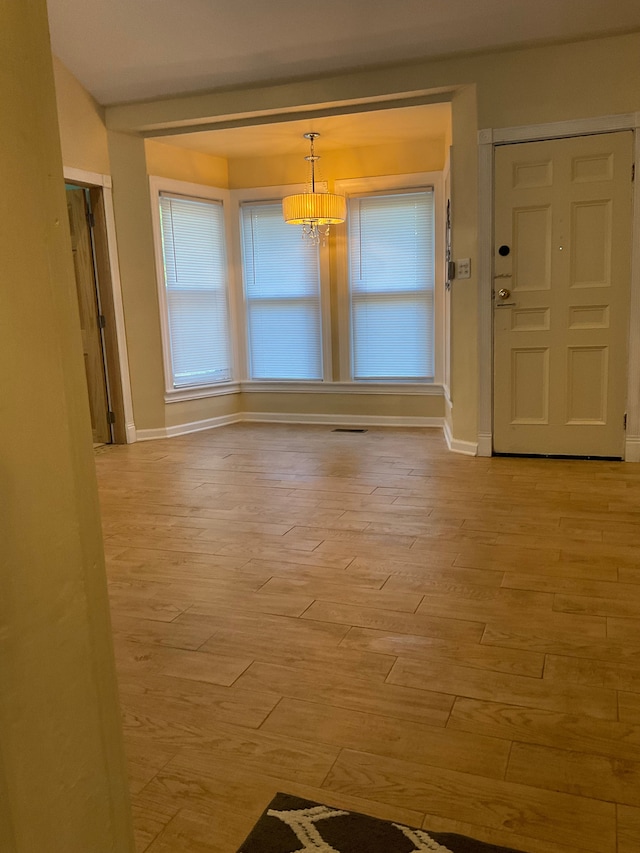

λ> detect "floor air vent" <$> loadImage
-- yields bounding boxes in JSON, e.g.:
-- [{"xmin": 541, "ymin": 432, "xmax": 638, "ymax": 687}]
[{"xmin": 332, "ymin": 428, "xmax": 368, "ymax": 433}]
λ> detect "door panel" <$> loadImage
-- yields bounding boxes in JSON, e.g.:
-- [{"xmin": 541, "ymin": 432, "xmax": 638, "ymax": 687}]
[
  {"xmin": 513, "ymin": 206, "xmax": 552, "ymax": 290},
  {"xmin": 493, "ymin": 132, "xmax": 633, "ymax": 457},
  {"xmin": 511, "ymin": 348, "xmax": 549, "ymax": 424},
  {"xmin": 67, "ymin": 188, "xmax": 111, "ymax": 444},
  {"xmin": 566, "ymin": 346, "xmax": 607, "ymax": 423}
]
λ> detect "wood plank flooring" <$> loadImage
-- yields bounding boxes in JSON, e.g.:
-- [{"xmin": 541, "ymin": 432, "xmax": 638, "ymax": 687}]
[{"xmin": 95, "ymin": 424, "xmax": 640, "ymax": 853}]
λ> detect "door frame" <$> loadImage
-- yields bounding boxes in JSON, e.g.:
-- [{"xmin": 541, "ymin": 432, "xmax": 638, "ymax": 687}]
[
  {"xmin": 64, "ymin": 167, "xmax": 136, "ymax": 443},
  {"xmin": 477, "ymin": 112, "xmax": 640, "ymax": 460}
]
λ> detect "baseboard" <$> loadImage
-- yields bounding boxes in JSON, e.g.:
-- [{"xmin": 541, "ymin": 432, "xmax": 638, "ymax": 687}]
[
  {"xmin": 477, "ymin": 432, "xmax": 493, "ymax": 457},
  {"xmin": 443, "ymin": 419, "xmax": 453, "ymax": 451},
  {"xmin": 241, "ymin": 412, "xmax": 444, "ymax": 428},
  {"xmin": 136, "ymin": 413, "xmax": 240, "ymax": 441},
  {"xmin": 625, "ymin": 436, "xmax": 640, "ymax": 462},
  {"xmin": 135, "ymin": 412, "xmax": 445, "ymax": 441},
  {"xmin": 125, "ymin": 422, "xmax": 137, "ymax": 444},
  {"xmin": 135, "ymin": 427, "xmax": 169, "ymax": 442},
  {"xmin": 443, "ymin": 419, "xmax": 479, "ymax": 456}
]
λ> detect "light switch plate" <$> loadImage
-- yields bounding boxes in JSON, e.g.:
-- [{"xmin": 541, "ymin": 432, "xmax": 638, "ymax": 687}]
[{"xmin": 456, "ymin": 258, "xmax": 471, "ymax": 279}]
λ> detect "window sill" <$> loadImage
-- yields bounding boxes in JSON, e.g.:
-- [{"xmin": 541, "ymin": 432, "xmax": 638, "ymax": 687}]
[
  {"xmin": 165, "ymin": 380, "xmax": 443, "ymax": 403},
  {"xmin": 164, "ymin": 381, "xmax": 240, "ymax": 403}
]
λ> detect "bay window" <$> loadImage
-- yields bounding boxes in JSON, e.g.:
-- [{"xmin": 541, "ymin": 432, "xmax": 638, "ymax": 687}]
[{"xmin": 151, "ymin": 173, "xmax": 441, "ymax": 400}]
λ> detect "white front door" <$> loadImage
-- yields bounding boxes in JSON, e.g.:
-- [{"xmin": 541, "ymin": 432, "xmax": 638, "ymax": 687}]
[{"xmin": 493, "ymin": 131, "xmax": 633, "ymax": 457}]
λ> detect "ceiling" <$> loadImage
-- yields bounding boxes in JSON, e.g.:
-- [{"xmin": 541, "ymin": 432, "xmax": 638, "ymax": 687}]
[
  {"xmin": 47, "ymin": 0, "xmax": 640, "ymax": 106},
  {"xmin": 159, "ymin": 103, "xmax": 452, "ymax": 160}
]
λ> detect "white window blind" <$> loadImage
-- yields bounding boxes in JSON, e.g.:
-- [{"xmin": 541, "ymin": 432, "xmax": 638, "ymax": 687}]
[
  {"xmin": 348, "ymin": 189, "xmax": 434, "ymax": 380},
  {"xmin": 159, "ymin": 193, "xmax": 232, "ymax": 387},
  {"xmin": 241, "ymin": 201, "xmax": 323, "ymax": 380}
]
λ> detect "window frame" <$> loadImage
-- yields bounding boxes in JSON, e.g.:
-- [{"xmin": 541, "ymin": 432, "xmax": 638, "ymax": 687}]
[
  {"xmin": 230, "ymin": 184, "xmax": 333, "ymax": 385},
  {"xmin": 334, "ymin": 172, "xmax": 444, "ymax": 385},
  {"xmin": 149, "ymin": 176, "xmax": 240, "ymax": 402}
]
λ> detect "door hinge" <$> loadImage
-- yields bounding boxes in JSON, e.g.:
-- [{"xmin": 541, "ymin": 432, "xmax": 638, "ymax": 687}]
[
  {"xmin": 624, "ymin": 412, "xmax": 628, "ymax": 430},
  {"xmin": 98, "ymin": 314, "xmax": 106, "ymax": 329},
  {"xmin": 632, "ymin": 163, "xmax": 635, "ymax": 182},
  {"xmin": 107, "ymin": 411, "xmax": 116, "ymax": 425}
]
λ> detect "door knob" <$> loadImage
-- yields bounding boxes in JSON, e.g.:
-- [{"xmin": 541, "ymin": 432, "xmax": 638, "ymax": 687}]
[{"xmin": 498, "ymin": 288, "xmax": 511, "ymax": 299}]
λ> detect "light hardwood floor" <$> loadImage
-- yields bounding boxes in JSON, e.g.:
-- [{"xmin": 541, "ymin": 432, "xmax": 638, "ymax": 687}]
[{"xmin": 96, "ymin": 424, "xmax": 640, "ymax": 853}]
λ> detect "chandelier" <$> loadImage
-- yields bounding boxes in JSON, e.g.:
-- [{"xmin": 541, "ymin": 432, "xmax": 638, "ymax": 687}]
[{"xmin": 282, "ymin": 132, "xmax": 346, "ymax": 245}]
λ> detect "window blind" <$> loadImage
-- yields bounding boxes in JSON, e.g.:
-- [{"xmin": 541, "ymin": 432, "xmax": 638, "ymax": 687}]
[
  {"xmin": 159, "ymin": 193, "xmax": 232, "ymax": 387},
  {"xmin": 348, "ymin": 189, "xmax": 434, "ymax": 380},
  {"xmin": 241, "ymin": 201, "xmax": 323, "ymax": 380}
]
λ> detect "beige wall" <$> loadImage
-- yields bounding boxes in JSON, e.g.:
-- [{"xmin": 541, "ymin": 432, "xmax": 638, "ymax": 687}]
[
  {"xmin": 241, "ymin": 391, "xmax": 444, "ymax": 420},
  {"xmin": 52, "ymin": 56, "xmax": 110, "ymax": 174},
  {"xmin": 165, "ymin": 393, "xmax": 241, "ymax": 429},
  {"xmin": 107, "ymin": 130, "xmax": 167, "ymax": 431},
  {"xmin": 145, "ymin": 138, "xmax": 228, "ymax": 186},
  {"xmin": 449, "ymin": 85, "xmax": 479, "ymax": 442},
  {"xmin": 228, "ymin": 138, "xmax": 446, "ymax": 188},
  {"xmin": 472, "ymin": 34, "xmax": 640, "ymax": 128},
  {"xmin": 1, "ymin": 2, "xmax": 133, "ymax": 850}
]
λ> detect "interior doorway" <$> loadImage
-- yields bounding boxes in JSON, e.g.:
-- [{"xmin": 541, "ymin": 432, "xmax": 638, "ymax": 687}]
[
  {"xmin": 66, "ymin": 185, "xmax": 112, "ymax": 443},
  {"xmin": 65, "ymin": 182, "xmax": 129, "ymax": 444}
]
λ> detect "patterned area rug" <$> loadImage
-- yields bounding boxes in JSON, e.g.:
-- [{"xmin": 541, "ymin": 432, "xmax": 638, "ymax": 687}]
[{"xmin": 236, "ymin": 794, "xmax": 526, "ymax": 853}]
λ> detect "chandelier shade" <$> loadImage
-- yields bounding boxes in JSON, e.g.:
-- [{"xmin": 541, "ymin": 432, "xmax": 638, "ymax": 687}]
[
  {"xmin": 282, "ymin": 132, "xmax": 345, "ymax": 244},
  {"xmin": 282, "ymin": 191, "xmax": 346, "ymax": 226}
]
